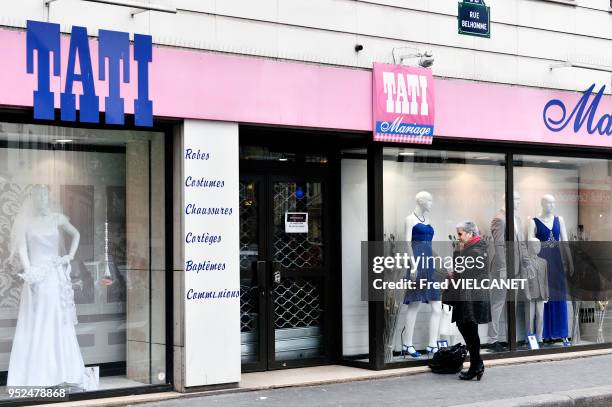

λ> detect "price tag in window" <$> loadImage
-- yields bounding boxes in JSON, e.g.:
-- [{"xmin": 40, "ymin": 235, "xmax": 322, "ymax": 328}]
[
  {"xmin": 285, "ymin": 212, "xmax": 308, "ymax": 234},
  {"xmin": 527, "ymin": 334, "xmax": 540, "ymax": 350}
]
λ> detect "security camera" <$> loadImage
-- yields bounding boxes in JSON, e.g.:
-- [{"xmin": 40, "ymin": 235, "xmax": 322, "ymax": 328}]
[{"xmin": 418, "ymin": 51, "xmax": 434, "ymax": 68}]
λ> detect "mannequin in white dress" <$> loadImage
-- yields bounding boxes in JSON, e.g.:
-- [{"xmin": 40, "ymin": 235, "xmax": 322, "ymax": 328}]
[
  {"xmin": 401, "ymin": 191, "xmax": 442, "ymax": 357},
  {"xmin": 8, "ymin": 185, "xmax": 85, "ymax": 388}
]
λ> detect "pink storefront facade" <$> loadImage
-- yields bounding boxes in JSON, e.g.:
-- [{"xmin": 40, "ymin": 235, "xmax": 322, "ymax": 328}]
[{"xmin": 0, "ymin": 22, "xmax": 611, "ymax": 403}]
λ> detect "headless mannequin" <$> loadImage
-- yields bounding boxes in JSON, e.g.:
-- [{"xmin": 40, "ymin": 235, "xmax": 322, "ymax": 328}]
[
  {"xmin": 402, "ymin": 191, "xmax": 442, "ymax": 356},
  {"xmin": 8, "ymin": 185, "xmax": 83, "ymax": 387},
  {"xmin": 524, "ymin": 238, "xmax": 547, "ymax": 344},
  {"xmin": 527, "ymin": 194, "xmax": 573, "ymax": 274},
  {"xmin": 528, "ymin": 194, "xmax": 574, "ymax": 341},
  {"xmin": 488, "ymin": 192, "xmax": 523, "ymax": 350},
  {"xmin": 16, "ymin": 186, "xmax": 80, "ymax": 271}
]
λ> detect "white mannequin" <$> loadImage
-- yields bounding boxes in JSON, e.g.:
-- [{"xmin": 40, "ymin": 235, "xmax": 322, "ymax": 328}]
[
  {"xmin": 8, "ymin": 185, "xmax": 85, "ymax": 388},
  {"xmin": 488, "ymin": 191, "xmax": 524, "ymax": 350},
  {"xmin": 528, "ymin": 194, "xmax": 574, "ymax": 275},
  {"xmin": 402, "ymin": 191, "xmax": 442, "ymax": 357},
  {"xmin": 15, "ymin": 186, "xmax": 80, "ymax": 271},
  {"xmin": 524, "ymin": 238, "xmax": 547, "ymax": 344}
]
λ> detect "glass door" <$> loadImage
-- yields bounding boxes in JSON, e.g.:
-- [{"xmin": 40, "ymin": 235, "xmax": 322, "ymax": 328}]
[
  {"xmin": 240, "ymin": 170, "xmax": 332, "ymax": 371},
  {"xmin": 239, "ymin": 176, "xmax": 267, "ymax": 371},
  {"xmin": 268, "ymin": 177, "xmax": 328, "ymax": 368}
]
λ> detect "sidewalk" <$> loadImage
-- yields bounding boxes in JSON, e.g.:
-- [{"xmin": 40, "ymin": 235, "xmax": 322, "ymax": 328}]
[{"xmin": 42, "ymin": 349, "xmax": 612, "ymax": 407}]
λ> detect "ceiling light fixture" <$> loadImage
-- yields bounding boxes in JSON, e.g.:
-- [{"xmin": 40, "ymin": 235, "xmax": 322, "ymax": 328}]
[
  {"xmin": 392, "ymin": 47, "xmax": 434, "ymax": 68},
  {"xmin": 45, "ymin": 0, "xmax": 177, "ymax": 16},
  {"xmin": 550, "ymin": 61, "xmax": 612, "ymax": 73}
]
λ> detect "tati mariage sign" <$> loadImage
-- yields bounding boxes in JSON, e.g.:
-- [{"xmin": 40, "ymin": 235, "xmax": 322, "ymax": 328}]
[{"xmin": 372, "ymin": 63, "xmax": 435, "ymax": 144}]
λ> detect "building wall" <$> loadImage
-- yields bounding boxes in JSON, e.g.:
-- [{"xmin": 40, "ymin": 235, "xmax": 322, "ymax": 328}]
[{"xmin": 1, "ymin": 0, "xmax": 610, "ymax": 94}]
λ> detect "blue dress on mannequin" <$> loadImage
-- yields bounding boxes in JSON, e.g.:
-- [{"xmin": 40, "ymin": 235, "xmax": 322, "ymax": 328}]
[
  {"xmin": 404, "ymin": 222, "xmax": 440, "ymax": 304},
  {"xmin": 534, "ymin": 216, "xmax": 568, "ymax": 339}
]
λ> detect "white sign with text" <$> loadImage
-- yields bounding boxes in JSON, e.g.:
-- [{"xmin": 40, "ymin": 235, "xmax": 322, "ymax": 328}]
[
  {"xmin": 284, "ymin": 212, "xmax": 308, "ymax": 233},
  {"xmin": 183, "ymin": 120, "xmax": 240, "ymax": 387}
]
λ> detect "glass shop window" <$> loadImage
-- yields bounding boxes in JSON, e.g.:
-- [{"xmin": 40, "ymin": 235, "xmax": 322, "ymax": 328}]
[
  {"xmin": 514, "ymin": 155, "xmax": 612, "ymax": 351},
  {"xmin": 381, "ymin": 148, "xmax": 507, "ymax": 364},
  {"xmin": 0, "ymin": 122, "xmax": 166, "ymax": 400}
]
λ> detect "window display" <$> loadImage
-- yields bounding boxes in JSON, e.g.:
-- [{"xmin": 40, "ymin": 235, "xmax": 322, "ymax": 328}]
[
  {"xmin": 522, "ymin": 239, "xmax": 548, "ymax": 346},
  {"xmin": 528, "ymin": 195, "xmax": 572, "ymax": 340},
  {"xmin": 514, "ymin": 154, "xmax": 612, "ymax": 349},
  {"xmin": 401, "ymin": 191, "xmax": 442, "ymax": 358},
  {"xmin": 0, "ymin": 122, "xmax": 166, "ymax": 398},
  {"xmin": 8, "ymin": 185, "xmax": 84, "ymax": 388},
  {"xmin": 382, "ymin": 148, "xmax": 506, "ymax": 363}
]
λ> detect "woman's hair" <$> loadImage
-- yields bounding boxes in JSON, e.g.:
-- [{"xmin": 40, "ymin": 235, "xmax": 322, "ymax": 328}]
[{"xmin": 456, "ymin": 220, "xmax": 480, "ymax": 236}]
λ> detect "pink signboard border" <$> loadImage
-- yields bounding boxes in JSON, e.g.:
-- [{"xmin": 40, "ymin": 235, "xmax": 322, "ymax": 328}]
[{"xmin": 0, "ymin": 27, "xmax": 610, "ymax": 148}]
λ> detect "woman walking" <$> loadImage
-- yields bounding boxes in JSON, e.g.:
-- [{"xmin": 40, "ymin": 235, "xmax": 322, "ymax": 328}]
[{"xmin": 452, "ymin": 220, "xmax": 491, "ymax": 381}]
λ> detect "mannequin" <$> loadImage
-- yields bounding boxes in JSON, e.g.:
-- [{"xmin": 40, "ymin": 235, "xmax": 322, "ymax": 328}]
[
  {"xmin": 488, "ymin": 192, "xmax": 524, "ymax": 352},
  {"xmin": 522, "ymin": 238, "xmax": 549, "ymax": 346},
  {"xmin": 8, "ymin": 185, "xmax": 85, "ymax": 387},
  {"xmin": 528, "ymin": 194, "xmax": 573, "ymax": 340},
  {"xmin": 401, "ymin": 191, "xmax": 442, "ymax": 357}
]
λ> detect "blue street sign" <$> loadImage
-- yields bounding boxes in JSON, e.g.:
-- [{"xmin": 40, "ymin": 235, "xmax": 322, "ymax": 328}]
[{"xmin": 458, "ymin": 0, "xmax": 491, "ymax": 38}]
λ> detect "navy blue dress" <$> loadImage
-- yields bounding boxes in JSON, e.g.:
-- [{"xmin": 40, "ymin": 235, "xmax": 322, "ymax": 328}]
[
  {"xmin": 534, "ymin": 217, "xmax": 568, "ymax": 339},
  {"xmin": 404, "ymin": 222, "xmax": 440, "ymax": 304}
]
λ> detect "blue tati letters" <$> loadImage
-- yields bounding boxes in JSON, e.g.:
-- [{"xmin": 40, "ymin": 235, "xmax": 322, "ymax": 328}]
[
  {"xmin": 27, "ymin": 21, "xmax": 61, "ymax": 120},
  {"xmin": 61, "ymin": 26, "xmax": 98, "ymax": 122},
  {"xmin": 134, "ymin": 34, "xmax": 153, "ymax": 127},
  {"xmin": 26, "ymin": 20, "xmax": 153, "ymax": 126},
  {"xmin": 99, "ymin": 29, "xmax": 130, "ymax": 125},
  {"xmin": 543, "ymin": 84, "xmax": 612, "ymax": 136}
]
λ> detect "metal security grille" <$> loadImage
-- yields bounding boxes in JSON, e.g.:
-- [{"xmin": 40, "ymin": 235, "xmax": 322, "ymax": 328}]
[
  {"xmin": 240, "ymin": 285, "xmax": 258, "ymax": 333},
  {"xmin": 240, "ymin": 181, "xmax": 259, "ymax": 334},
  {"xmin": 239, "ymin": 182, "xmax": 258, "ymax": 272},
  {"xmin": 273, "ymin": 278, "xmax": 322, "ymax": 329},
  {"xmin": 272, "ymin": 182, "xmax": 323, "ymax": 269}
]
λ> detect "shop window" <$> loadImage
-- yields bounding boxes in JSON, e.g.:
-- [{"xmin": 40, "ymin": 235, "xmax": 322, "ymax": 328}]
[
  {"xmin": 514, "ymin": 155, "xmax": 612, "ymax": 351},
  {"xmin": 0, "ymin": 122, "xmax": 166, "ymax": 399},
  {"xmin": 381, "ymin": 148, "xmax": 507, "ymax": 364},
  {"xmin": 341, "ymin": 149, "xmax": 368, "ymax": 362}
]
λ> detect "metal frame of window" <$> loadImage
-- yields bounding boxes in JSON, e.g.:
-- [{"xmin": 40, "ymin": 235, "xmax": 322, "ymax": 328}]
[
  {"xmin": 0, "ymin": 108, "xmax": 176, "ymax": 406},
  {"xmin": 360, "ymin": 135, "xmax": 612, "ymax": 370}
]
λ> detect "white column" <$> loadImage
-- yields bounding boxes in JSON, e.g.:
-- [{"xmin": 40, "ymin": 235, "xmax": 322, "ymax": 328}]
[{"xmin": 182, "ymin": 119, "xmax": 240, "ymax": 387}]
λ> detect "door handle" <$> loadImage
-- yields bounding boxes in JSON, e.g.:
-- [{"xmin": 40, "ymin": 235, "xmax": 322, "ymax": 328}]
[{"xmin": 257, "ymin": 261, "xmax": 267, "ymax": 297}]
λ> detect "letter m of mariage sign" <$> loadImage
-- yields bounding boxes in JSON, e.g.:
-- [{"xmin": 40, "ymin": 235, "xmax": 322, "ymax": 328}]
[{"xmin": 373, "ymin": 63, "xmax": 435, "ymax": 144}]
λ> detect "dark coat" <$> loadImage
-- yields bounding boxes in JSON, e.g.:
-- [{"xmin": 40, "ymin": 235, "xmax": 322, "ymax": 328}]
[{"xmin": 451, "ymin": 239, "xmax": 492, "ymax": 324}]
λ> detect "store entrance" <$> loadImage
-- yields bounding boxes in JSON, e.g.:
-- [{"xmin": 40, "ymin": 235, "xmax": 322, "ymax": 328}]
[{"xmin": 239, "ymin": 146, "xmax": 334, "ymax": 372}]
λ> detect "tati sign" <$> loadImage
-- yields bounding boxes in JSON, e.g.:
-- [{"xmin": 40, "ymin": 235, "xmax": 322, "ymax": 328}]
[
  {"xmin": 373, "ymin": 63, "xmax": 435, "ymax": 144},
  {"xmin": 26, "ymin": 20, "xmax": 153, "ymax": 126}
]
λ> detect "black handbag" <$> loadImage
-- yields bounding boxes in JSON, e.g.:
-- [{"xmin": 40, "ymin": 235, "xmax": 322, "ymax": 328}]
[{"xmin": 427, "ymin": 343, "xmax": 467, "ymax": 374}]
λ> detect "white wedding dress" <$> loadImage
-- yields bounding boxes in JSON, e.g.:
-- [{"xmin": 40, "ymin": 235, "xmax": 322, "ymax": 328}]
[{"xmin": 7, "ymin": 213, "xmax": 85, "ymax": 387}]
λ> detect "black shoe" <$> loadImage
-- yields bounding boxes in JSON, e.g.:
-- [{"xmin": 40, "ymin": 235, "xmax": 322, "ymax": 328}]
[
  {"xmin": 491, "ymin": 341, "xmax": 506, "ymax": 352},
  {"xmin": 459, "ymin": 362, "xmax": 485, "ymax": 381}
]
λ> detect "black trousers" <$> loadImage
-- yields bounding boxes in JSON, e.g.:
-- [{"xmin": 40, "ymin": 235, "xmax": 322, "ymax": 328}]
[{"xmin": 457, "ymin": 321, "xmax": 482, "ymax": 369}]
